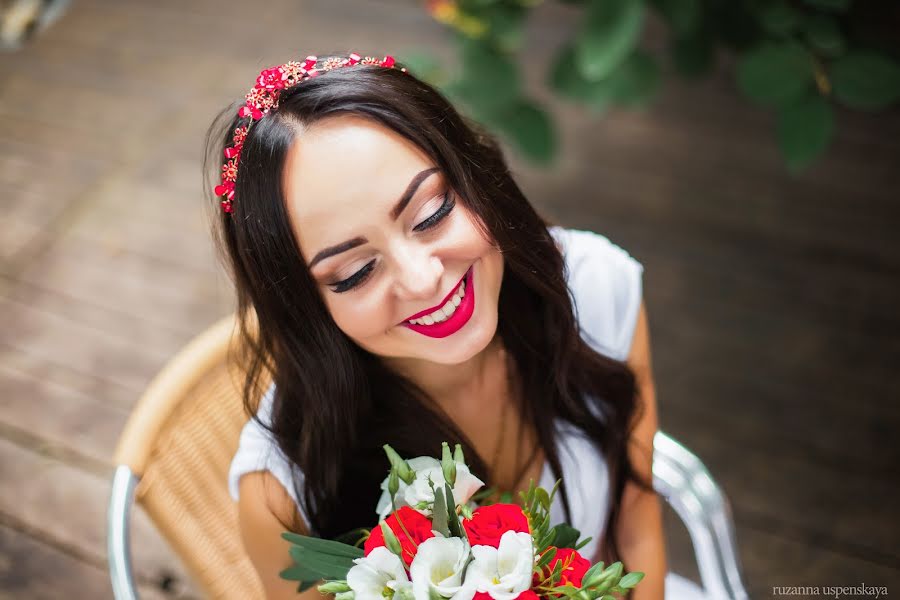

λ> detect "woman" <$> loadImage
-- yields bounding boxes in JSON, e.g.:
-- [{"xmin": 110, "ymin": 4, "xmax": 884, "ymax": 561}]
[{"xmin": 206, "ymin": 52, "xmax": 705, "ymax": 599}]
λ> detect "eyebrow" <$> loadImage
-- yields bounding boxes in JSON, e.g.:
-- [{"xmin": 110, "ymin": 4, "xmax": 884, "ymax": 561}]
[{"xmin": 307, "ymin": 166, "xmax": 440, "ymax": 269}]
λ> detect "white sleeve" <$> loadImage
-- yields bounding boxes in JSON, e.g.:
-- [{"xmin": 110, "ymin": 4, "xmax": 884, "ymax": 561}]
[
  {"xmin": 555, "ymin": 227, "xmax": 644, "ymax": 362},
  {"xmin": 227, "ymin": 381, "xmax": 312, "ymax": 528}
]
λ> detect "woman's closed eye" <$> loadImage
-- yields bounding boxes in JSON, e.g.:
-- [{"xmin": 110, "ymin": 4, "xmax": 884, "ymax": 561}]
[{"xmin": 327, "ymin": 191, "xmax": 456, "ymax": 293}]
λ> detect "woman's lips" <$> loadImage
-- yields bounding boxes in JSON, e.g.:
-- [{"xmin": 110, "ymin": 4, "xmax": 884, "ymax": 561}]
[
  {"xmin": 401, "ymin": 265, "xmax": 475, "ymax": 338},
  {"xmin": 402, "ymin": 270, "xmax": 468, "ymax": 323}
]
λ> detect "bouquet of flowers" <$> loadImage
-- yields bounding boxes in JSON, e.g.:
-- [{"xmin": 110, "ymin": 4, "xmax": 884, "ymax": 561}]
[{"xmin": 280, "ymin": 442, "xmax": 644, "ymax": 600}]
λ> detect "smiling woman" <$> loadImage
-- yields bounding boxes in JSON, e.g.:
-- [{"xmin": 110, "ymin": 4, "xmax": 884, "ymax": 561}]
[
  {"xmin": 204, "ymin": 52, "xmax": 689, "ymax": 600},
  {"xmin": 282, "ymin": 115, "xmax": 504, "ymax": 364}
]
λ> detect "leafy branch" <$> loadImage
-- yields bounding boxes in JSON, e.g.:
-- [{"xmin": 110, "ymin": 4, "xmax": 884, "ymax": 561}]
[{"xmin": 405, "ymin": 0, "xmax": 900, "ymax": 171}]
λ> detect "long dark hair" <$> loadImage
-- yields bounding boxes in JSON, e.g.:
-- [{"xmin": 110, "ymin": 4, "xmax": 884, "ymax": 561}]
[{"xmin": 203, "ymin": 52, "xmax": 654, "ymax": 568}]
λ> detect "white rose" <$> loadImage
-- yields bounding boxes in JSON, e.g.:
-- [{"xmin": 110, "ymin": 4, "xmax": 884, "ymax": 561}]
[
  {"xmin": 463, "ymin": 531, "xmax": 535, "ymax": 600},
  {"xmin": 409, "ymin": 535, "xmax": 475, "ymax": 600},
  {"xmin": 346, "ymin": 546, "xmax": 412, "ymax": 600},
  {"xmin": 376, "ymin": 457, "xmax": 484, "ymax": 520}
]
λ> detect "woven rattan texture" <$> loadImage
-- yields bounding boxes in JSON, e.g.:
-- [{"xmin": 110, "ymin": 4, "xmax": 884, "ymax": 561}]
[{"xmin": 136, "ymin": 361, "xmax": 265, "ymax": 598}]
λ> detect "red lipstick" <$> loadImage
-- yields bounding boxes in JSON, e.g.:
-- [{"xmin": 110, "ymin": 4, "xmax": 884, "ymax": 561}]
[{"xmin": 400, "ymin": 265, "xmax": 475, "ymax": 339}]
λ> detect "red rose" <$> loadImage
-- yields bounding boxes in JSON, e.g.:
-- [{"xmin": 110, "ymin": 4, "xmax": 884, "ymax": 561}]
[
  {"xmin": 462, "ymin": 503, "xmax": 530, "ymax": 548},
  {"xmin": 364, "ymin": 506, "xmax": 435, "ymax": 567},
  {"xmin": 534, "ymin": 547, "xmax": 590, "ymax": 592}
]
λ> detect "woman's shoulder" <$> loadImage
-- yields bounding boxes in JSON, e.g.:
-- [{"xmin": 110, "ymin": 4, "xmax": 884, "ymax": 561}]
[
  {"xmin": 548, "ymin": 225, "xmax": 644, "ymax": 362},
  {"xmin": 227, "ymin": 381, "xmax": 314, "ymax": 525}
]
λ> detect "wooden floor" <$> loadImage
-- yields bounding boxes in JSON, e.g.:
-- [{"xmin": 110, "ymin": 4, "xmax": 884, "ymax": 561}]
[{"xmin": 1, "ymin": 0, "xmax": 898, "ymax": 598}]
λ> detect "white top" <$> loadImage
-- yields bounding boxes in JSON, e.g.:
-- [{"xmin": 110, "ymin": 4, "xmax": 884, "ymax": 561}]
[{"xmin": 227, "ymin": 225, "xmax": 707, "ymax": 598}]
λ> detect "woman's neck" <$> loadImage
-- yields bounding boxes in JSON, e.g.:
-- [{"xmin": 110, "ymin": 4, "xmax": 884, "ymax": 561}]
[{"xmin": 383, "ymin": 333, "xmax": 509, "ymax": 414}]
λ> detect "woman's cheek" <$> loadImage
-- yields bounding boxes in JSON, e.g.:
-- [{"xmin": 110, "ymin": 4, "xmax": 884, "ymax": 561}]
[{"xmin": 330, "ymin": 293, "xmax": 394, "ymax": 338}]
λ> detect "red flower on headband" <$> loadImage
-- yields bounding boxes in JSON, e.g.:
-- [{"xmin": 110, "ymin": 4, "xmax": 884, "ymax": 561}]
[
  {"xmin": 221, "ymin": 160, "xmax": 238, "ymax": 182},
  {"xmin": 217, "ymin": 52, "xmax": 404, "ymax": 215},
  {"xmin": 232, "ymin": 126, "xmax": 248, "ymax": 145},
  {"xmin": 256, "ymin": 66, "xmax": 287, "ymax": 91}
]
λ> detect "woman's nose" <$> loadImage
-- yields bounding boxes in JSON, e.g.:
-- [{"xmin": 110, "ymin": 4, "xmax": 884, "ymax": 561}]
[{"xmin": 391, "ymin": 247, "xmax": 443, "ymax": 302}]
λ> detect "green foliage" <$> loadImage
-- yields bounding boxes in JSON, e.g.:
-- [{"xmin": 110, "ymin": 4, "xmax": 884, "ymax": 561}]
[
  {"xmin": 831, "ymin": 51, "xmax": 900, "ymax": 110},
  {"xmin": 736, "ymin": 40, "xmax": 814, "ymax": 108},
  {"xmin": 777, "ymin": 92, "xmax": 834, "ymax": 171},
  {"xmin": 419, "ymin": 0, "xmax": 899, "ymax": 172},
  {"xmin": 802, "ymin": 14, "xmax": 845, "ymax": 57},
  {"xmin": 279, "ymin": 532, "xmax": 363, "ymax": 591},
  {"xmin": 575, "ymin": 0, "xmax": 645, "ymax": 81}
]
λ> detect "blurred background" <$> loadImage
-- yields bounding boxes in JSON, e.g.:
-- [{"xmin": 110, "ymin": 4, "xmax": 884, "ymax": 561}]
[{"xmin": 1, "ymin": 0, "xmax": 898, "ymax": 598}]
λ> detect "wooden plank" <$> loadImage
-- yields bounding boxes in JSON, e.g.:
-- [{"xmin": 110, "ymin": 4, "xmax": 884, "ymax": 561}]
[
  {"xmin": 737, "ymin": 526, "xmax": 900, "ymax": 598},
  {"xmin": 0, "ymin": 140, "xmax": 105, "ymax": 263},
  {"xmin": 0, "ymin": 290, "xmax": 171, "ymax": 395},
  {"xmin": 0, "ymin": 438, "xmax": 201, "ymax": 597},
  {"xmin": 0, "ymin": 522, "xmax": 178, "ymax": 600},
  {"xmin": 7, "ymin": 233, "xmax": 230, "ymax": 350},
  {"xmin": 0, "ymin": 355, "xmax": 132, "ymax": 468},
  {"xmin": 662, "ymin": 409, "xmax": 900, "ymax": 564}
]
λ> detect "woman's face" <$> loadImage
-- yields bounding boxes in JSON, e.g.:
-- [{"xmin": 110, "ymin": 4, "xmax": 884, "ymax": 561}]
[{"xmin": 283, "ymin": 114, "xmax": 504, "ymax": 369}]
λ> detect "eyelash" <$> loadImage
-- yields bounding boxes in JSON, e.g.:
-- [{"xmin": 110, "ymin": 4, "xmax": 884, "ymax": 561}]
[{"xmin": 328, "ymin": 191, "xmax": 456, "ymax": 293}]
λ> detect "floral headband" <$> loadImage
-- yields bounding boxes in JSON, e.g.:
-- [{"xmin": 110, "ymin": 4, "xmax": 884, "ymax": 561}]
[{"xmin": 215, "ymin": 53, "xmax": 406, "ymax": 214}]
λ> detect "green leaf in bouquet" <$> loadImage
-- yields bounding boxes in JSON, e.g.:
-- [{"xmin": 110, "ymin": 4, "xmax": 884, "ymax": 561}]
[
  {"xmin": 581, "ymin": 560, "xmax": 607, "ymax": 587},
  {"xmin": 469, "ymin": 485, "xmax": 498, "ymax": 503},
  {"xmin": 383, "ymin": 444, "xmax": 415, "ymax": 484},
  {"xmin": 548, "ymin": 524, "xmax": 580, "ymax": 549},
  {"xmin": 537, "ymin": 546, "xmax": 558, "ymax": 568},
  {"xmin": 618, "ymin": 571, "xmax": 645, "ymax": 589},
  {"xmin": 388, "ymin": 468, "xmax": 400, "ymax": 499},
  {"xmin": 379, "ymin": 521, "xmax": 404, "ymax": 557},
  {"xmin": 604, "ymin": 561, "xmax": 624, "ymax": 583},
  {"xmin": 280, "ymin": 532, "xmax": 365, "ymax": 559},
  {"xmin": 318, "ymin": 581, "xmax": 352, "ymax": 594},
  {"xmin": 279, "ymin": 563, "xmax": 323, "ymax": 587},
  {"xmin": 442, "ymin": 442, "xmax": 457, "ymax": 487},
  {"xmin": 549, "ymin": 558, "xmax": 564, "ymax": 585},
  {"xmin": 534, "ymin": 486, "xmax": 551, "ymax": 511},
  {"xmin": 499, "ymin": 490, "xmax": 515, "ymax": 504},
  {"xmin": 573, "ymin": 535, "xmax": 593, "ymax": 552},
  {"xmin": 453, "ymin": 443, "xmax": 466, "ymax": 464},
  {"xmin": 444, "ymin": 481, "xmax": 465, "ymax": 538},
  {"xmin": 548, "ymin": 584, "xmax": 581, "ymax": 597},
  {"xmin": 536, "ymin": 528, "xmax": 556, "ymax": 551},
  {"xmin": 288, "ymin": 546, "xmax": 356, "ymax": 580},
  {"xmin": 332, "ymin": 527, "xmax": 371, "ymax": 548},
  {"xmin": 530, "ymin": 511, "xmax": 548, "ymax": 534},
  {"xmin": 432, "ymin": 487, "xmax": 450, "ymax": 537}
]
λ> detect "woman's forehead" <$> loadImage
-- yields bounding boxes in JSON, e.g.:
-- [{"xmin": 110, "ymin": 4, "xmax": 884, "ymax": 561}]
[{"xmin": 282, "ymin": 115, "xmax": 437, "ymax": 256}]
